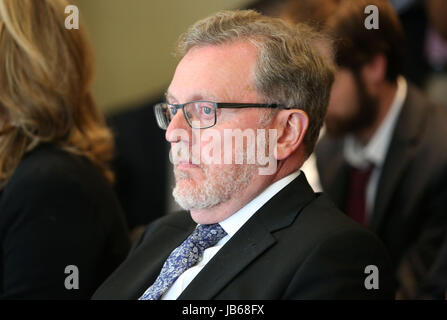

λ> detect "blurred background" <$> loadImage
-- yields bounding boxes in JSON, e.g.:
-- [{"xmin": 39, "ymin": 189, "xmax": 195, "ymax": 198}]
[
  {"xmin": 71, "ymin": 0, "xmax": 447, "ymax": 240},
  {"xmin": 75, "ymin": 0, "xmax": 447, "ymax": 115},
  {"xmin": 75, "ymin": 0, "xmax": 255, "ymax": 113}
]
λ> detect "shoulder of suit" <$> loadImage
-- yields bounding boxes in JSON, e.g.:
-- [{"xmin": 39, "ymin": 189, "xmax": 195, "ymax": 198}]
[
  {"xmin": 404, "ymin": 85, "xmax": 447, "ymax": 154},
  {"xmin": 296, "ymin": 193, "xmax": 383, "ymax": 246},
  {"xmin": 405, "ymin": 84, "xmax": 447, "ymax": 128}
]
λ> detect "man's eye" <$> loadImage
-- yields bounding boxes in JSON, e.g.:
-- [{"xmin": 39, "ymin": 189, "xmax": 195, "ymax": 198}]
[
  {"xmin": 202, "ymin": 107, "xmax": 212, "ymax": 115},
  {"xmin": 170, "ymin": 107, "xmax": 178, "ymax": 115}
]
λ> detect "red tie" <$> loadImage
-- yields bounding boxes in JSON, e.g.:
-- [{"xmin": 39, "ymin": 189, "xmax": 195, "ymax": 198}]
[{"xmin": 345, "ymin": 164, "xmax": 374, "ymax": 226}]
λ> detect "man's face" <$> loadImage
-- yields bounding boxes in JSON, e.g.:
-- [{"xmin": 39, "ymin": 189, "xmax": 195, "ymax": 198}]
[
  {"xmin": 325, "ymin": 67, "xmax": 378, "ymax": 137},
  {"xmin": 165, "ymin": 41, "xmax": 269, "ymax": 212}
]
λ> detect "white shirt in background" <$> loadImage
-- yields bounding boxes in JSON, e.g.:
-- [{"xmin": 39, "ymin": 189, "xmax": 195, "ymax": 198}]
[{"xmin": 343, "ymin": 76, "xmax": 408, "ymax": 222}]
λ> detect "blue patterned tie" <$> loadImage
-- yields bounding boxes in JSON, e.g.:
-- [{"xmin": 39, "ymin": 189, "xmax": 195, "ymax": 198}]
[{"xmin": 139, "ymin": 223, "xmax": 227, "ymax": 300}]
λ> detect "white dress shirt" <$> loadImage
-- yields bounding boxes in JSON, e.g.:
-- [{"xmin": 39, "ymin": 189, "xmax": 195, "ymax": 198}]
[
  {"xmin": 161, "ymin": 170, "xmax": 301, "ymax": 300},
  {"xmin": 300, "ymin": 126, "xmax": 326, "ymax": 192},
  {"xmin": 343, "ymin": 76, "xmax": 407, "ymax": 222}
]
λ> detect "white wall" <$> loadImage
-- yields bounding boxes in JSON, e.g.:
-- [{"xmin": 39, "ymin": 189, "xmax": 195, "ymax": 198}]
[{"xmin": 75, "ymin": 0, "xmax": 252, "ymax": 113}]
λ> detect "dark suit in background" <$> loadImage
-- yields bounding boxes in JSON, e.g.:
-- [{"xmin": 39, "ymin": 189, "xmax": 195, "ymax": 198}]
[
  {"xmin": 107, "ymin": 97, "xmax": 168, "ymax": 232},
  {"xmin": 316, "ymin": 85, "xmax": 447, "ymax": 298},
  {"xmin": 93, "ymin": 174, "xmax": 394, "ymax": 300},
  {"xmin": 418, "ymin": 232, "xmax": 447, "ymax": 299},
  {"xmin": 0, "ymin": 144, "xmax": 130, "ymax": 299}
]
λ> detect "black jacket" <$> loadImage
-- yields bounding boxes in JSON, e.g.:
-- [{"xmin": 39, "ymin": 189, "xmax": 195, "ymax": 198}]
[
  {"xmin": 107, "ymin": 99, "xmax": 168, "ymax": 230},
  {"xmin": 93, "ymin": 173, "xmax": 394, "ymax": 300},
  {"xmin": 316, "ymin": 85, "xmax": 447, "ymax": 298},
  {"xmin": 0, "ymin": 144, "xmax": 130, "ymax": 299}
]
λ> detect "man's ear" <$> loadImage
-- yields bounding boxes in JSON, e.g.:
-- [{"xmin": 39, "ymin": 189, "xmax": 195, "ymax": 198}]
[
  {"xmin": 274, "ymin": 109, "xmax": 309, "ymax": 161},
  {"xmin": 361, "ymin": 53, "xmax": 387, "ymax": 92}
]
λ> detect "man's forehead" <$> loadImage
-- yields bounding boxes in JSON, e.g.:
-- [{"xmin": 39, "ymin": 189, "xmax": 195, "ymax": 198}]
[
  {"xmin": 165, "ymin": 91, "xmax": 220, "ymax": 103},
  {"xmin": 167, "ymin": 42, "xmax": 260, "ymax": 104},
  {"xmin": 184, "ymin": 39, "xmax": 258, "ymax": 56}
]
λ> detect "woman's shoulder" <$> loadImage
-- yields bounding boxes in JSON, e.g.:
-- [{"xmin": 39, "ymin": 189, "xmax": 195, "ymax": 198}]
[
  {"xmin": 18, "ymin": 143, "xmax": 96, "ymax": 177},
  {"xmin": 0, "ymin": 143, "xmax": 127, "ymax": 237},
  {"xmin": 1, "ymin": 143, "xmax": 114, "ymax": 208}
]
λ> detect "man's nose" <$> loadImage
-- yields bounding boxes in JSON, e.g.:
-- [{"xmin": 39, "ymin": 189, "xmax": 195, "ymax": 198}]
[{"xmin": 165, "ymin": 109, "xmax": 191, "ymax": 143}]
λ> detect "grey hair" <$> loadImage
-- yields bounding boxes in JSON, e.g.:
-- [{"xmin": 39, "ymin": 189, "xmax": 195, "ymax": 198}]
[{"xmin": 176, "ymin": 10, "xmax": 335, "ymax": 155}]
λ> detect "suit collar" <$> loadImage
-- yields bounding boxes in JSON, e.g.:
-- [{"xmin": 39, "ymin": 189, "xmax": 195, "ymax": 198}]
[
  {"xmin": 369, "ymin": 85, "xmax": 428, "ymax": 231},
  {"xmin": 108, "ymin": 220, "xmax": 195, "ymax": 300},
  {"xmin": 178, "ymin": 173, "xmax": 316, "ymax": 299},
  {"xmin": 219, "ymin": 170, "xmax": 301, "ymax": 238},
  {"xmin": 256, "ymin": 173, "xmax": 316, "ymax": 232},
  {"xmin": 386, "ymin": 84, "xmax": 427, "ymax": 145},
  {"xmin": 320, "ymin": 147, "xmax": 350, "ymax": 211}
]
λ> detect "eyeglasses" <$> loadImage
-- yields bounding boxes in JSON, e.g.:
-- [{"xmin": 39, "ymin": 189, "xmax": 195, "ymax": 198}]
[{"xmin": 154, "ymin": 100, "xmax": 291, "ymax": 129}]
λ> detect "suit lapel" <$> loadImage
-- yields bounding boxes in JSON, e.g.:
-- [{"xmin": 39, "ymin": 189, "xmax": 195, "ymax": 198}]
[
  {"xmin": 369, "ymin": 137, "xmax": 413, "ymax": 232},
  {"xmin": 315, "ymin": 138, "xmax": 349, "ymax": 211},
  {"xmin": 369, "ymin": 86, "xmax": 426, "ymax": 232},
  {"xmin": 327, "ymin": 159, "xmax": 350, "ymax": 210},
  {"xmin": 128, "ymin": 217, "xmax": 195, "ymax": 299},
  {"xmin": 178, "ymin": 173, "xmax": 316, "ymax": 299},
  {"xmin": 177, "ymin": 217, "xmax": 276, "ymax": 300}
]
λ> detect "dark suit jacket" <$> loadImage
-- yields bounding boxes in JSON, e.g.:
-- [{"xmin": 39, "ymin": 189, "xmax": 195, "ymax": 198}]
[
  {"xmin": 315, "ymin": 85, "xmax": 447, "ymax": 298},
  {"xmin": 418, "ymin": 232, "xmax": 447, "ymax": 299},
  {"xmin": 0, "ymin": 144, "xmax": 130, "ymax": 299},
  {"xmin": 107, "ymin": 98, "xmax": 168, "ymax": 230},
  {"xmin": 93, "ymin": 173, "xmax": 394, "ymax": 300}
]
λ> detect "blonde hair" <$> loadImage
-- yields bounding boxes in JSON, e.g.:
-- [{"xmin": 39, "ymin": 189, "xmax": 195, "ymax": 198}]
[
  {"xmin": 0, "ymin": 0, "xmax": 114, "ymax": 188},
  {"xmin": 177, "ymin": 10, "xmax": 335, "ymax": 155}
]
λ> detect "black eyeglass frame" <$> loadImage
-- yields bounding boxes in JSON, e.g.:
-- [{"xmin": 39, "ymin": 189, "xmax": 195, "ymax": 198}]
[{"xmin": 155, "ymin": 100, "xmax": 292, "ymax": 129}]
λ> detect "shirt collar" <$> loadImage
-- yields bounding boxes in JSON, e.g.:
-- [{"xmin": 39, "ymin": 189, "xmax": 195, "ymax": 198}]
[
  {"xmin": 219, "ymin": 170, "xmax": 301, "ymax": 237},
  {"xmin": 344, "ymin": 76, "xmax": 407, "ymax": 169}
]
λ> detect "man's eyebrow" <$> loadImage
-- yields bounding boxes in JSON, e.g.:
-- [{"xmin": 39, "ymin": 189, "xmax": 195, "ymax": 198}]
[
  {"xmin": 165, "ymin": 92, "xmax": 175, "ymax": 103},
  {"xmin": 165, "ymin": 92, "xmax": 221, "ymax": 103}
]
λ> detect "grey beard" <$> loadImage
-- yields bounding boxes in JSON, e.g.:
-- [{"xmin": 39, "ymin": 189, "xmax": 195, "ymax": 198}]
[{"xmin": 172, "ymin": 162, "xmax": 257, "ymax": 211}]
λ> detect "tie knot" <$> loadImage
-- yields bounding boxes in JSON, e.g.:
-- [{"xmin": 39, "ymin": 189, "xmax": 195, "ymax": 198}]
[
  {"xmin": 190, "ymin": 223, "xmax": 227, "ymax": 250},
  {"xmin": 350, "ymin": 163, "xmax": 375, "ymax": 180},
  {"xmin": 138, "ymin": 223, "xmax": 227, "ymax": 300}
]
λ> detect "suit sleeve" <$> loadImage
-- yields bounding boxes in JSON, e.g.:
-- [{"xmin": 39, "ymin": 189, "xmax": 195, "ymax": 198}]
[
  {"xmin": 0, "ymin": 173, "xmax": 107, "ymax": 299},
  {"xmin": 284, "ymin": 228, "xmax": 395, "ymax": 299},
  {"xmin": 417, "ymin": 233, "xmax": 447, "ymax": 299},
  {"xmin": 396, "ymin": 171, "xmax": 447, "ymax": 299}
]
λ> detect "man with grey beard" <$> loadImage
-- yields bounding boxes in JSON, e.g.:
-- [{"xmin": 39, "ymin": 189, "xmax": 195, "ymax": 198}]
[{"xmin": 93, "ymin": 10, "xmax": 393, "ymax": 300}]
